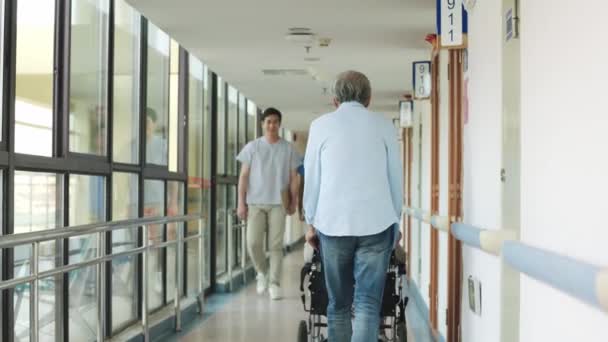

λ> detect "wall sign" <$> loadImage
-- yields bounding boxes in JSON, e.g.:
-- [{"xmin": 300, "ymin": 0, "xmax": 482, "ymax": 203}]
[
  {"xmin": 437, "ymin": 0, "xmax": 468, "ymax": 48},
  {"xmin": 399, "ymin": 100, "xmax": 413, "ymax": 127},
  {"xmin": 412, "ymin": 61, "xmax": 432, "ymax": 99}
]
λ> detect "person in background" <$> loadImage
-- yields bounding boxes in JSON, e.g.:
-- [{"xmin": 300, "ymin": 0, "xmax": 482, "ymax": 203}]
[
  {"xmin": 304, "ymin": 70, "xmax": 403, "ymax": 342},
  {"xmin": 236, "ymin": 107, "xmax": 301, "ymax": 300}
]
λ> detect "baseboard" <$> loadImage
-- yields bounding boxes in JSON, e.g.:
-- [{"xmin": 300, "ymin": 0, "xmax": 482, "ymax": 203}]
[
  {"xmin": 215, "ymin": 265, "xmax": 257, "ymax": 293},
  {"xmin": 405, "ymin": 279, "xmax": 446, "ymax": 342},
  {"xmin": 115, "ymin": 297, "xmax": 201, "ymax": 342}
]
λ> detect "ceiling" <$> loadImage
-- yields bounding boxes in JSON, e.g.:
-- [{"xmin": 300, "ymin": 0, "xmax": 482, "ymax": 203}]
[{"xmin": 126, "ymin": 0, "xmax": 435, "ymax": 132}]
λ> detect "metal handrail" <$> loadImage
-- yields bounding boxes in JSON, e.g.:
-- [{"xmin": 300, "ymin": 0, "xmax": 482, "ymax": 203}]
[
  {"xmin": 0, "ymin": 214, "xmax": 205, "ymax": 342},
  {"xmin": 226, "ymin": 211, "xmax": 249, "ymax": 291},
  {"xmin": 0, "ymin": 215, "xmax": 198, "ymax": 249}
]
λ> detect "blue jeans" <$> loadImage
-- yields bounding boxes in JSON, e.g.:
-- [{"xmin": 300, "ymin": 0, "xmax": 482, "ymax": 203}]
[{"xmin": 318, "ymin": 226, "xmax": 394, "ymax": 342}]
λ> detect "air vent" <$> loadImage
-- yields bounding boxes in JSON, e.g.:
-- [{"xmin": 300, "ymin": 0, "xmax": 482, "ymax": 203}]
[
  {"xmin": 304, "ymin": 57, "xmax": 321, "ymax": 62},
  {"xmin": 262, "ymin": 69, "xmax": 310, "ymax": 76},
  {"xmin": 286, "ymin": 27, "xmax": 316, "ymax": 45}
]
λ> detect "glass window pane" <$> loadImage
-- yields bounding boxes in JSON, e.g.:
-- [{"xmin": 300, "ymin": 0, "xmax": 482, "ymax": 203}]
[
  {"xmin": 217, "ymin": 78, "xmax": 225, "ymax": 174},
  {"xmin": 247, "ymin": 100, "xmax": 257, "ymax": 141},
  {"xmin": 69, "ymin": 0, "xmax": 109, "ymax": 155},
  {"xmin": 113, "ymin": 0, "xmax": 140, "ymax": 164},
  {"xmin": 168, "ymin": 39, "xmax": 180, "ymax": 172},
  {"xmin": 188, "ymin": 56, "xmax": 203, "ymax": 218},
  {"xmin": 13, "ymin": 171, "xmax": 63, "ymax": 341},
  {"xmin": 69, "ymin": 174, "xmax": 106, "ymax": 263},
  {"xmin": 238, "ymin": 93, "xmax": 247, "ymax": 151},
  {"xmin": 111, "ymin": 255, "xmax": 137, "ymax": 331},
  {"xmin": 111, "ymin": 172, "xmax": 138, "ymax": 330},
  {"xmin": 112, "ymin": 172, "xmax": 138, "ymax": 221},
  {"xmin": 144, "ymin": 179, "xmax": 164, "ymax": 310},
  {"xmin": 215, "ymin": 184, "xmax": 226, "ymax": 276},
  {"xmin": 15, "ymin": 276, "xmax": 59, "ymax": 342},
  {"xmin": 166, "ymin": 181, "xmax": 184, "ymax": 302},
  {"xmin": 186, "ymin": 239, "xmax": 199, "ymax": 297},
  {"xmin": 67, "ymin": 173, "xmax": 105, "ymax": 340},
  {"xmin": 202, "ymin": 67, "xmax": 212, "ymax": 290},
  {"xmin": 0, "ymin": 1, "xmax": 3, "ymax": 141},
  {"xmin": 227, "ymin": 86, "xmax": 238, "ymax": 176},
  {"xmin": 146, "ymin": 22, "xmax": 169, "ymax": 166},
  {"xmin": 14, "ymin": 171, "xmax": 63, "ymax": 264},
  {"xmin": 15, "ymin": 0, "xmax": 55, "ymax": 156},
  {"xmin": 69, "ymin": 174, "xmax": 105, "ymax": 226},
  {"xmin": 227, "ymin": 185, "xmax": 238, "ymax": 268},
  {"xmin": 68, "ymin": 265, "xmax": 97, "ymax": 341}
]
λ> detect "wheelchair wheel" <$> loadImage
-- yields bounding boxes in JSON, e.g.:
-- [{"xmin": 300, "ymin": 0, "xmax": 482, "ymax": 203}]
[
  {"xmin": 396, "ymin": 321, "xmax": 407, "ymax": 342},
  {"xmin": 298, "ymin": 320, "xmax": 308, "ymax": 342}
]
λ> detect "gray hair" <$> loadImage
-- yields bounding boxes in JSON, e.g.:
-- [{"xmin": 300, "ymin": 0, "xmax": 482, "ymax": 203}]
[{"xmin": 333, "ymin": 70, "xmax": 372, "ymax": 105}]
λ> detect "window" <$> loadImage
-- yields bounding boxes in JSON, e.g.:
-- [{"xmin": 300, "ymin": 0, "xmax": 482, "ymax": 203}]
[
  {"xmin": 166, "ymin": 181, "xmax": 184, "ymax": 302},
  {"xmin": 13, "ymin": 171, "xmax": 64, "ymax": 341},
  {"xmin": 15, "ymin": 0, "xmax": 56, "ymax": 156},
  {"xmin": 217, "ymin": 78, "xmax": 225, "ymax": 174},
  {"xmin": 187, "ymin": 56, "xmax": 204, "ymax": 216},
  {"xmin": 68, "ymin": 174, "xmax": 105, "ymax": 341},
  {"xmin": 247, "ymin": 100, "xmax": 257, "ymax": 141},
  {"xmin": 146, "ymin": 22, "xmax": 169, "ymax": 166},
  {"xmin": 227, "ymin": 86, "xmax": 238, "ymax": 176},
  {"xmin": 201, "ymin": 67, "xmax": 212, "ymax": 290},
  {"xmin": 168, "ymin": 39, "xmax": 180, "ymax": 172},
  {"xmin": 144, "ymin": 179, "xmax": 164, "ymax": 310},
  {"xmin": 215, "ymin": 184, "xmax": 226, "ymax": 276},
  {"xmin": 69, "ymin": 0, "xmax": 109, "ymax": 156},
  {"xmin": 238, "ymin": 93, "xmax": 247, "ymax": 151},
  {"xmin": 0, "ymin": 1, "xmax": 4, "ymax": 141},
  {"xmin": 111, "ymin": 172, "xmax": 139, "ymax": 330},
  {"xmin": 113, "ymin": 0, "xmax": 141, "ymax": 164}
]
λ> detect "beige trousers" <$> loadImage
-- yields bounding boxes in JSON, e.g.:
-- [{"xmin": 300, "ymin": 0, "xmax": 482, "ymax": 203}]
[{"xmin": 247, "ymin": 205, "xmax": 286, "ymax": 285}]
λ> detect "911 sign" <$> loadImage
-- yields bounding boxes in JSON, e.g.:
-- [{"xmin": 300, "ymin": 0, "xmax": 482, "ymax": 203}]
[{"xmin": 441, "ymin": 0, "xmax": 463, "ymax": 47}]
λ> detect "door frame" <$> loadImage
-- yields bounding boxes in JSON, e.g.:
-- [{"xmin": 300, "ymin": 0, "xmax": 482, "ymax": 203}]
[{"xmin": 447, "ymin": 49, "xmax": 464, "ymax": 342}]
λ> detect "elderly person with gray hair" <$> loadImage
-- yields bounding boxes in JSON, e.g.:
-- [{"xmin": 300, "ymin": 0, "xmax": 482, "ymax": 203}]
[{"xmin": 303, "ymin": 70, "xmax": 403, "ymax": 342}]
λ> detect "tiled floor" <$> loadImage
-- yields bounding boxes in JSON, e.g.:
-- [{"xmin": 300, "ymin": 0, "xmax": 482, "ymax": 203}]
[{"xmin": 172, "ymin": 247, "xmax": 424, "ymax": 341}]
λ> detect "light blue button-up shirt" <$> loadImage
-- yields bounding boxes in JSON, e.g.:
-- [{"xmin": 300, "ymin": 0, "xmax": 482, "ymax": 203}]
[{"xmin": 303, "ymin": 102, "xmax": 403, "ymax": 237}]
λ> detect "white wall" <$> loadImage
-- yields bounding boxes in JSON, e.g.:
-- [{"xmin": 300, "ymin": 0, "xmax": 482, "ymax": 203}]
[
  {"xmin": 461, "ymin": 0, "xmax": 503, "ymax": 341},
  {"xmin": 520, "ymin": 1, "xmax": 608, "ymax": 341}
]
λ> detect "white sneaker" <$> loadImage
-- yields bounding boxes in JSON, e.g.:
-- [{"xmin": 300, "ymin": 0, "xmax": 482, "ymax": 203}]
[
  {"xmin": 256, "ymin": 273, "xmax": 267, "ymax": 294},
  {"xmin": 269, "ymin": 284, "xmax": 282, "ymax": 300}
]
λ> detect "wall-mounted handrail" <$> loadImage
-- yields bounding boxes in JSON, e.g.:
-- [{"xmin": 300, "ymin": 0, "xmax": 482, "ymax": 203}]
[
  {"xmin": 451, "ymin": 223, "xmax": 518, "ymax": 256},
  {"xmin": 430, "ymin": 215, "xmax": 450, "ymax": 232},
  {"xmin": 503, "ymin": 241, "xmax": 608, "ymax": 314},
  {"xmin": 404, "ymin": 206, "xmax": 432, "ymax": 224}
]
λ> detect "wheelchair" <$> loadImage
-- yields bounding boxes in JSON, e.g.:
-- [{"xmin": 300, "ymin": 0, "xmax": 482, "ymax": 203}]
[{"xmin": 297, "ymin": 250, "xmax": 408, "ymax": 342}]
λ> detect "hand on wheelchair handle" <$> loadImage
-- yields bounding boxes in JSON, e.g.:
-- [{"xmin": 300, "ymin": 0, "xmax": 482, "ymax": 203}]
[{"xmin": 305, "ymin": 227, "xmax": 319, "ymax": 251}]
